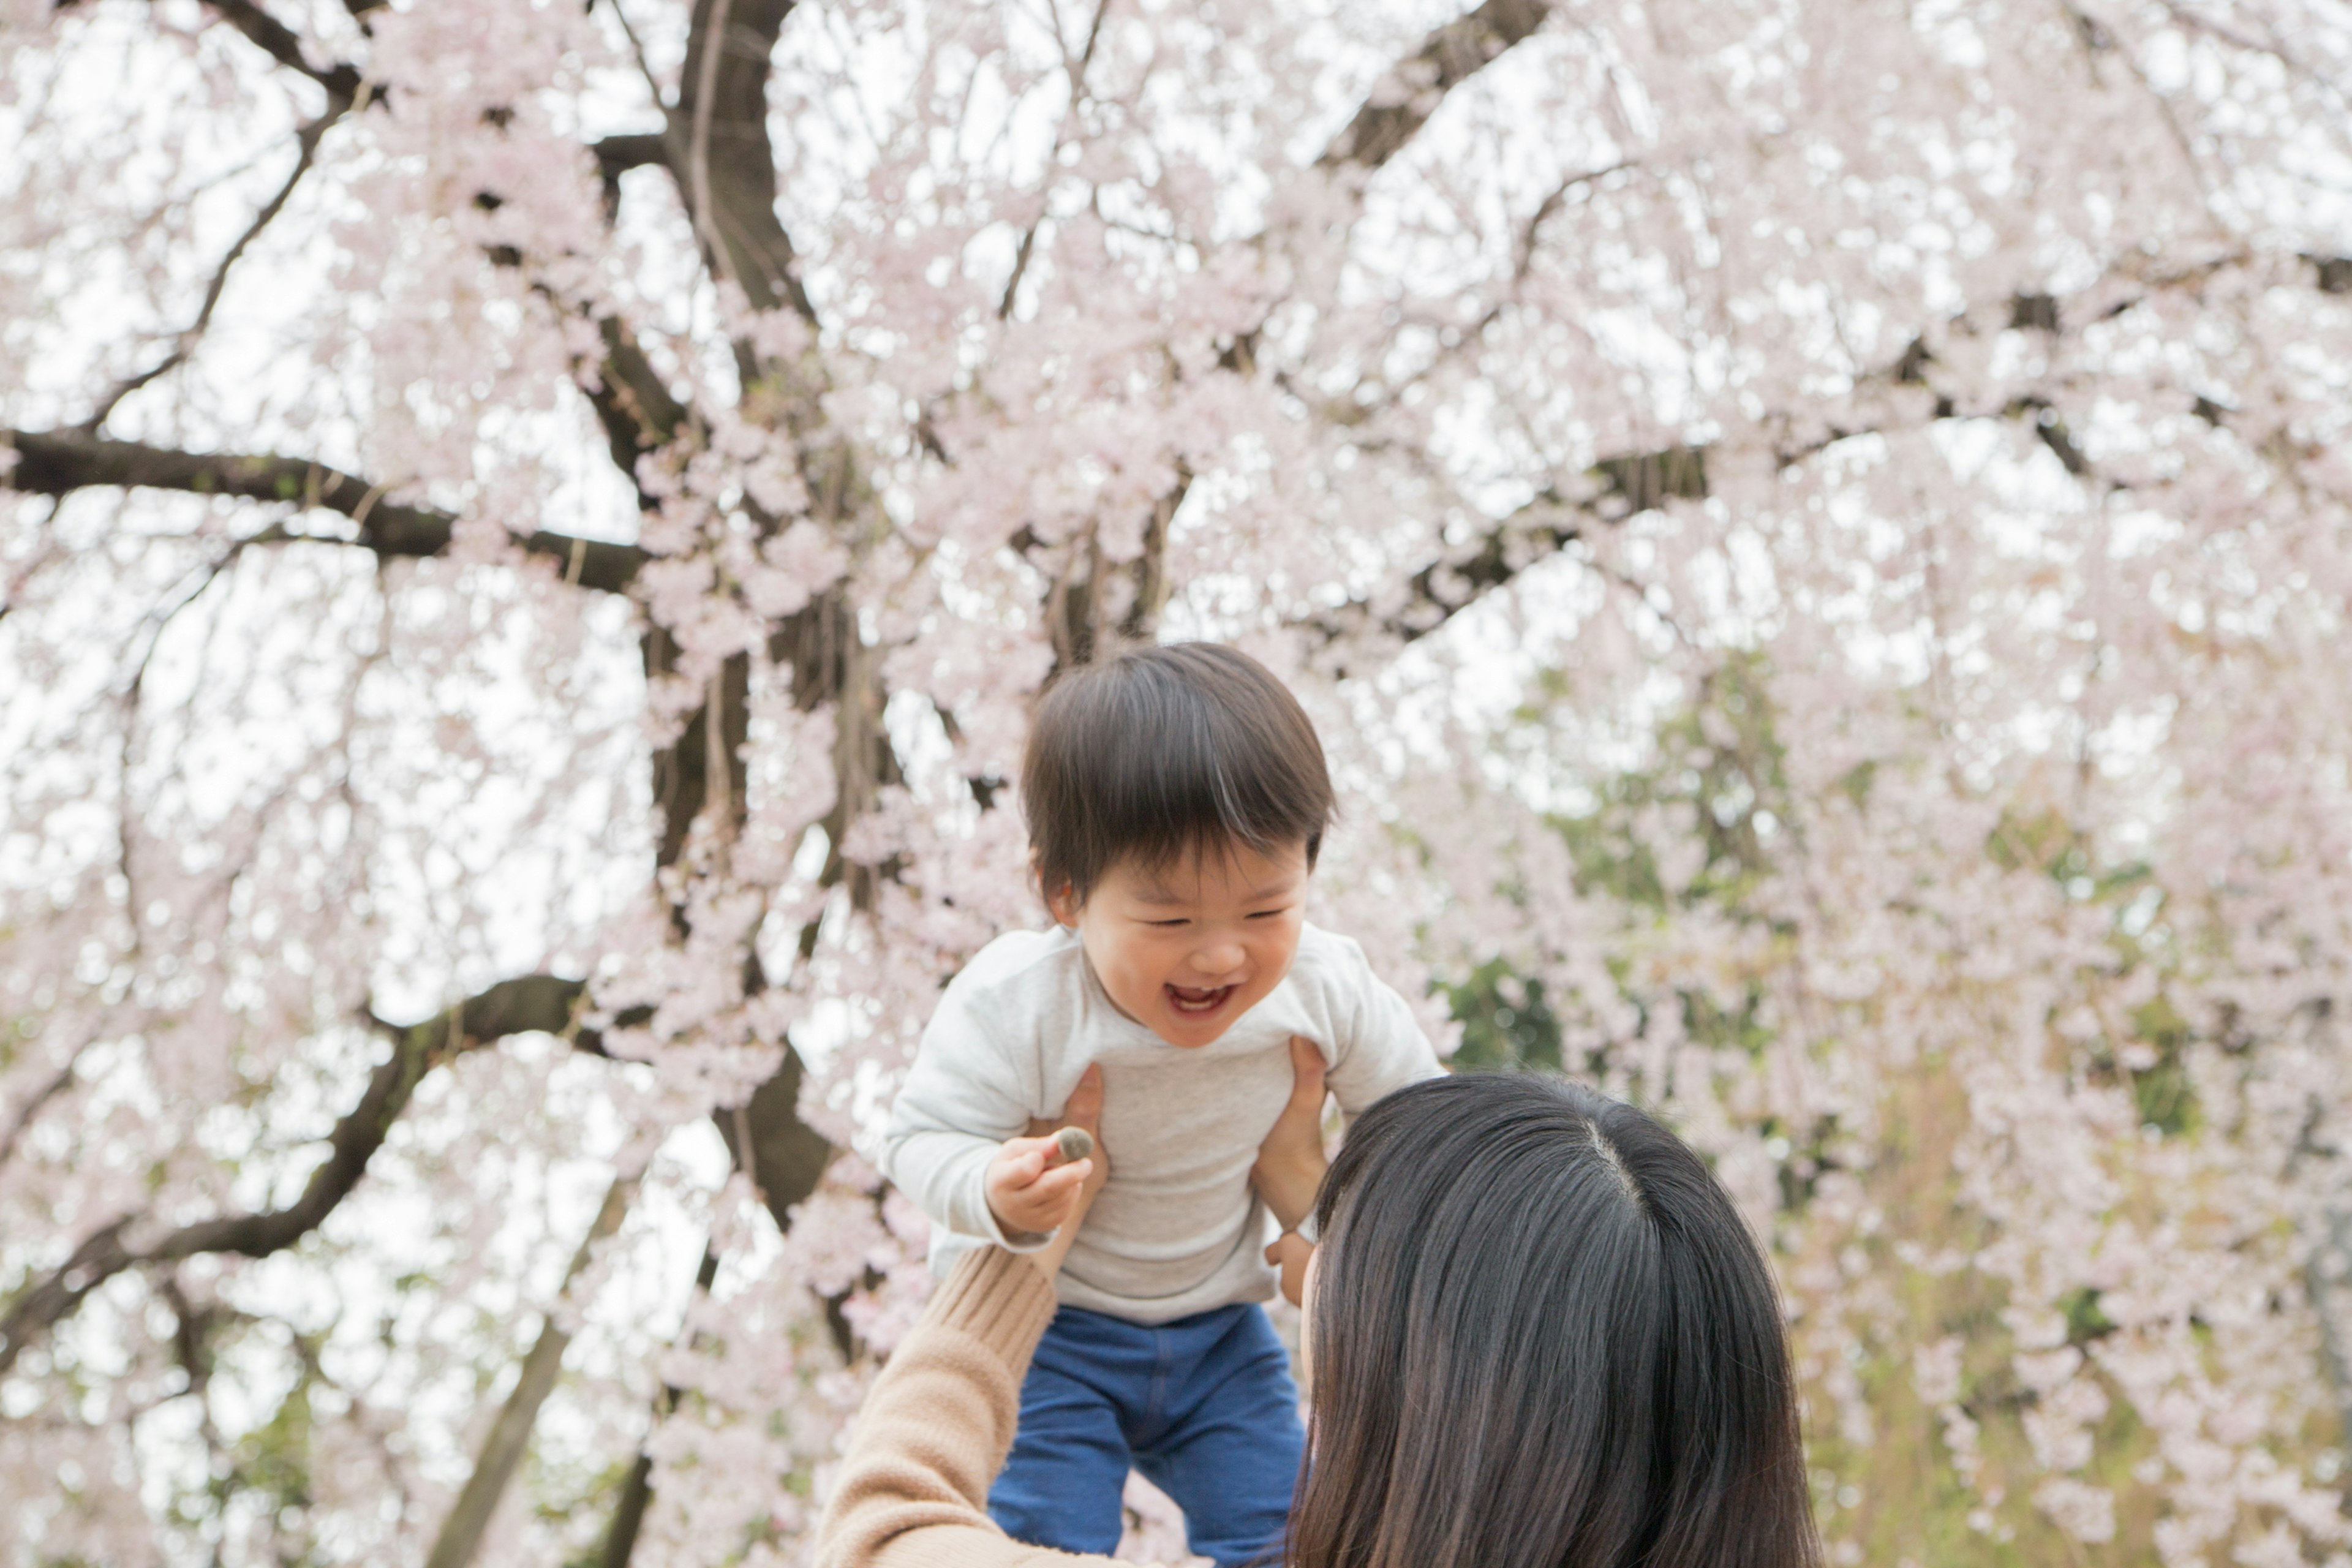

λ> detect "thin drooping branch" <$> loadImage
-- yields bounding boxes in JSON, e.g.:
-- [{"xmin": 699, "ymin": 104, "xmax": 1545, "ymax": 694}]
[
  {"xmin": 587, "ymin": 623, "xmax": 850, "ymax": 1568},
  {"xmin": 1511, "ymin": 160, "xmax": 1637, "ymax": 282},
  {"xmin": 3, "ymin": 429, "xmax": 646, "ymax": 594},
  {"xmin": 424, "ymin": 1175, "xmax": 635, "ymax": 1568},
  {"xmin": 997, "ymin": 0, "xmax": 1111, "ymax": 320},
  {"xmin": 85, "ymin": 109, "xmax": 343, "ymax": 432},
  {"xmin": 0, "ymin": 1053, "xmax": 85, "ymax": 1174},
  {"xmin": 0, "ymin": 975, "xmax": 603, "ymax": 1377},
  {"xmin": 471, "ymin": 187, "xmax": 691, "ymax": 507},
  {"xmin": 638, "ymin": 624, "xmax": 837, "ymax": 1218}
]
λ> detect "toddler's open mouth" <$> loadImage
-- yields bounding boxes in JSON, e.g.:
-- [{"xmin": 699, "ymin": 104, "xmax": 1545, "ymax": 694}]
[{"xmin": 1166, "ymin": 982, "xmax": 1237, "ymax": 1017}]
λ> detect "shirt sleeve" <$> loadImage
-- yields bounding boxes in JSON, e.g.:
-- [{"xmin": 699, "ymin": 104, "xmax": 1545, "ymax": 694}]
[
  {"xmin": 815, "ymin": 1248, "xmax": 1134, "ymax": 1568},
  {"xmin": 1319, "ymin": 935, "xmax": 1446, "ymax": 1115},
  {"xmin": 880, "ymin": 979, "xmax": 1053, "ymax": 1253}
]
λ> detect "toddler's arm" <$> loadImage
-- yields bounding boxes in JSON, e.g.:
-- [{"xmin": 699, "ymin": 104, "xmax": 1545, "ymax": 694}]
[
  {"xmin": 1255, "ymin": 1038, "xmax": 1332, "ymax": 1306},
  {"xmin": 882, "ymin": 1003, "xmax": 1056, "ymax": 1249},
  {"xmin": 1251, "ymin": 1035, "xmax": 1329, "ymax": 1232},
  {"xmin": 1321, "ymin": 938, "xmax": 1446, "ymax": 1113}
]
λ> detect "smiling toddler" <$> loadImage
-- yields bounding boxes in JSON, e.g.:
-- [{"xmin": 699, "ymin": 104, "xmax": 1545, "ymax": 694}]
[{"xmin": 878, "ymin": 641, "xmax": 1441, "ymax": 1567}]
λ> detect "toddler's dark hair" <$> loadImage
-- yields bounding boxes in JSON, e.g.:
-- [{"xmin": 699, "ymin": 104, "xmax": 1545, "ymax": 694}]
[{"xmin": 1021, "ymin": 643, "xmax": 1333, "ymax": 903}]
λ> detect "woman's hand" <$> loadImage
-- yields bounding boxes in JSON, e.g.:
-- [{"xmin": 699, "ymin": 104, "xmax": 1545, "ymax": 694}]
[
  {"xmin": 1252, "ymin": 1035, "xmax": 1329, "ymax": 1235},
  {"xmin": 1016, "ymin": 1063, "xmax": 1107, "ymax": 1278}
]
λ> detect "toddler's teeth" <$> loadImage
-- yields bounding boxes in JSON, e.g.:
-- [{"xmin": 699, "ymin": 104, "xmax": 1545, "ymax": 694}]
[{"xmin": 1166, "ymin": 982, "xmax": 1232, "ymax": 1014}]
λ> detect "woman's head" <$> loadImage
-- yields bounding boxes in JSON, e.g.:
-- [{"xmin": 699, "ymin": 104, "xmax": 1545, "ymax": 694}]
[{"xmin": 1293, "ymin": 1073, "xmax": 1819, "ymax": 1568}]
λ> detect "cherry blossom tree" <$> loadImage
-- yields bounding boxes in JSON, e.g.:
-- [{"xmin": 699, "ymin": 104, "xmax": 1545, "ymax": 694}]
[{"xmin": 5, "ymin": 0, "xmax": 2352, "ymax": 1562}]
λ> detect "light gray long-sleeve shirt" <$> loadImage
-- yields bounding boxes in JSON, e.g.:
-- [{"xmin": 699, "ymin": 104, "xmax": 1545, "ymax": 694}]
[{"xmin": 878, "ymin": 921, "xmax": 1443, "ymax": 1324}]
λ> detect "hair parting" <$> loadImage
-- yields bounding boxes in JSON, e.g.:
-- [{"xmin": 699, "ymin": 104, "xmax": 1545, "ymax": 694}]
[{"xmin": 1291, "ymin": 1073, "xmax": 1821, "ymax": 1568}]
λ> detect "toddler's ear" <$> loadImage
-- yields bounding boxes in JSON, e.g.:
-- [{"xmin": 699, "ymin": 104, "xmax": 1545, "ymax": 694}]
[{"xmin": 1039, "ymin": 870, "xmax": 1080, "ymax": 928}]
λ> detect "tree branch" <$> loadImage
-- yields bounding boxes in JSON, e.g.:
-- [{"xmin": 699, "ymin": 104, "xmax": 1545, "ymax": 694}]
[
  {"xmin": 1303, "ymin": 443, "xmax": 1706, "ymax": 663},
  {"xmin": 3, "ymin": 429, "xmax": 646, "ymax": 594},
  {"xmin": 201, "ymin": 0, "xmax": 366, "ymax": 110},
  {"xmin": 1063, "ymin": 1, "xmax": 1567, "ymax": 652},
  {"xmin": 0, "ymin": 975, "xmax": 611, "ymax": 1376},
  {"xmin": 0, "ymin": 1052, "xmax": 85, "ymax": 1173},
  {"xmin": 590, "ymin": 1245, "xmax": 718, "ymax": 1568},
  {"xmin": 368, "ymin": 973, "xmax": 603, "ymax": 1054},
  {"xmin": 86, "ymin": 108, "xmax": 343, "ymax": 432},
  {"xmin": 593, "ymin": 131, "xmax": 672, "ymax": 185},
  {"xmin": 424, "ymin": 1175, "xmax": 634, "ymax": 1568},
  {"xmin": 996, "ymin": 0, "xmax": 1111, "ymax": 321},
  {"xmin": 672, "ymin": 0, "xmax": 816, "ymax": 323},
  {"xmin": 1307, "ymin": 246, "xmax": 2328, "ymax": 666},
  {"xmin": 579, "ymin": 312, "xmax": 690, "ymax": 498},
  {"xmin": 1318, "ymin": 0, "xmax": 1557, "ymax": 173},
  {"xmin": 0, "ymin": 1031, "xmax": 423, "ymax": 1376}
]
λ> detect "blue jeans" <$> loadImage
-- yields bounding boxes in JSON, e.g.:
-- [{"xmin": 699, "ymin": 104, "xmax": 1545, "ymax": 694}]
[{"xmin": 987, "ymin": 1301, "xmax": 1305, "ymax": 1568}]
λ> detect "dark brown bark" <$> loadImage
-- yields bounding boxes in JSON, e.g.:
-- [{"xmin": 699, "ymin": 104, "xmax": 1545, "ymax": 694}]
[
  {"xmin": 526, "ymin": 302, "xmax": 690, "ymax": 503},
  {"xmin": 772, "ymin": 589, "xmax": 902, "ymax": 912},
  {"xmin": 4, "ymin": 429, "xmax": 646, "ymax": 594},
  {"xmin": 1118, "ymin": 466, "xmax": 1188, "ymax": 643},
  {"xmin": 713, "ymin": 1047, "xmax": 832, "ymax": 1222},
  {"xmin": 673, "ymin": 0, "xmax": 818, "ymax": 325},
  {"xmin": 645, "ymin": 635, "xmax": 753, "ymax": 873},
  {"xmin": 202, "ymin": 0, "xmax": 365, "ymax": 109},
  {"xmin": 594, "ymin": 132, "xmax": 673, "ymax": 184},
  {"xmin": 1318, "ymin": 0, "xmax": 1558, "ymax": 174},
  {"xmin": 1303, "ymin": 442, "xmax": 1706, "ymax": 660},
  {"xmin": 638, "ymin": 624, "xmax": 832, "ymax": 1231}
]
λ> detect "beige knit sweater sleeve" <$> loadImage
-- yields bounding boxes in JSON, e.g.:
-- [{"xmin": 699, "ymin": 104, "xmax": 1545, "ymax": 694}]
[{"xmin": 815, "ymin": 1247, "xmax": 1159, "ymax": 1568}]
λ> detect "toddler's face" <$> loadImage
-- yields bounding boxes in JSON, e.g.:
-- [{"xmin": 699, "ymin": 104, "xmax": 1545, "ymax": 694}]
[{"xmin": 1049, "ymin": 837, "xmax": 1309, "ymax": 1049}]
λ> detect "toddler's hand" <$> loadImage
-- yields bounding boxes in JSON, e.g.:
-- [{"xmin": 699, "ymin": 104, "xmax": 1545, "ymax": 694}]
[
  {"xmin": 1265, "ymin": 1231, "xmax": 1314, "ymax": 1307},
  {"xmin": 987, "ymin": 1063, "xmax": 1106, "ymax": 1240}
]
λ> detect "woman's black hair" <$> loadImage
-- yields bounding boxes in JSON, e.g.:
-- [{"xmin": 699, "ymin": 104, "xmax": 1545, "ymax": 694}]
[{"xmin": 1292, "ymin": 1073, "xmax": 1820, "ymax": 1568}]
